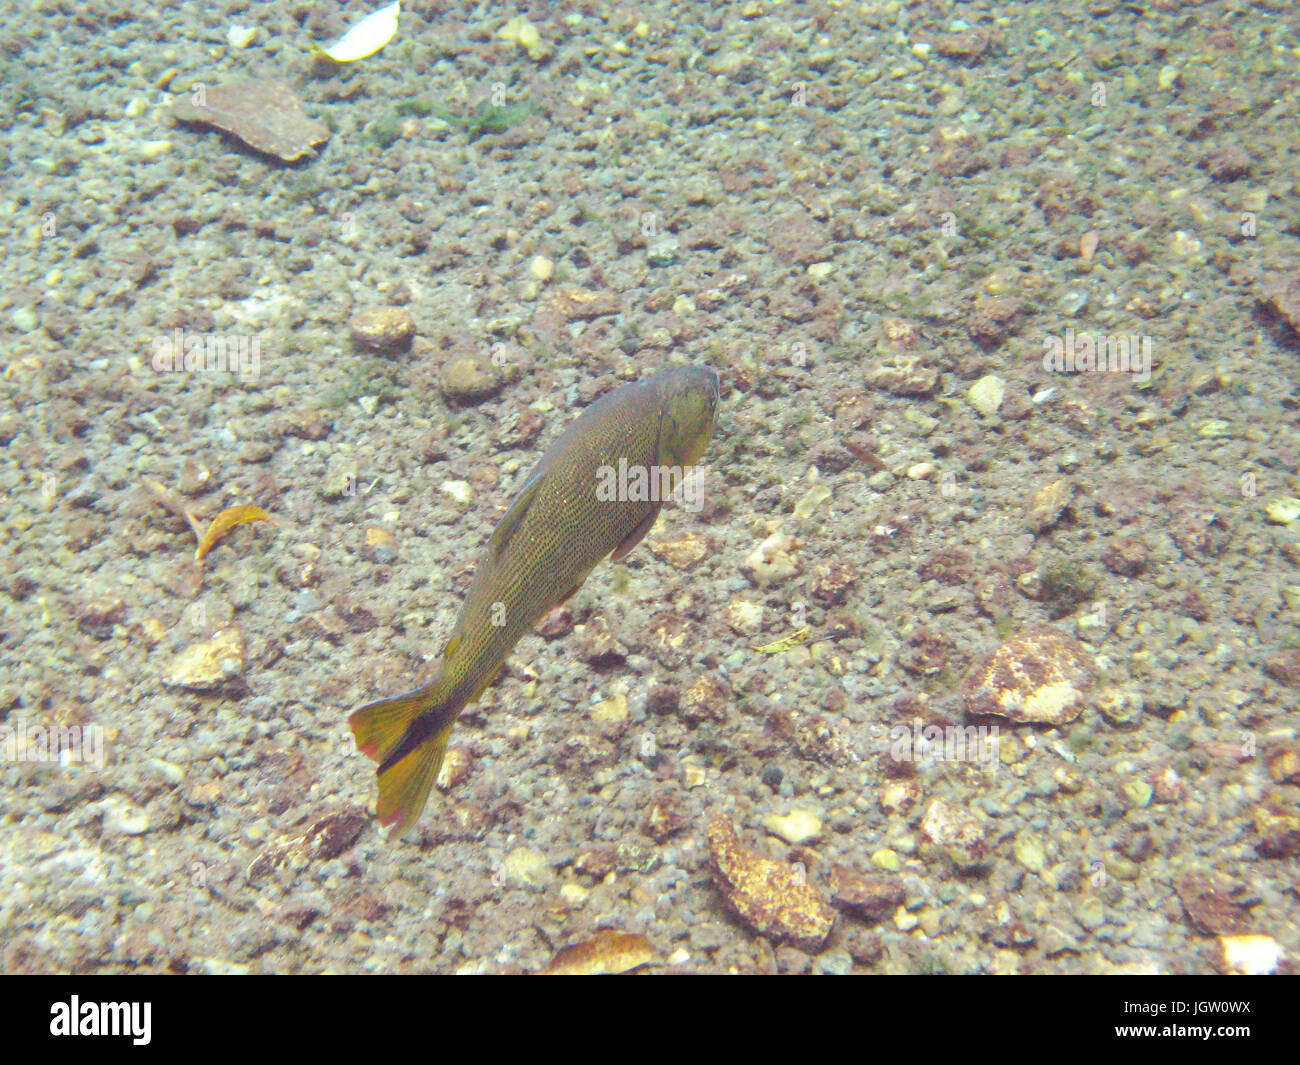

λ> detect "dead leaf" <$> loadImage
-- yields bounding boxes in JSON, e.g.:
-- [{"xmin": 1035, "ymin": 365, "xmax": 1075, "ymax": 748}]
[{"xmin": 196, "ymin": 505, "xmax": 277, "ymax": 562}]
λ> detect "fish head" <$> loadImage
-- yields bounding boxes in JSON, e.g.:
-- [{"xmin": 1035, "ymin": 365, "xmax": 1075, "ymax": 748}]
[{"xmin": 656, "ymin": 365, "xmax": 719, "ymax": 468}]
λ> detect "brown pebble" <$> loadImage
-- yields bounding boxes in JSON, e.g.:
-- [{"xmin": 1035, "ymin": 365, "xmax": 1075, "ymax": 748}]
[
  {"xmin": 1254, "ymin": 804, "xmax": 1300, "ymax": 858},
  {"xmin": 641, "ymin": 791, "xmax": 687, "ymax": 843},
  {"xmin": 1102, "ymin": 536, "xmax": 1148, "ymax": 577},
  {"xmin": 680, "ymin": 673, "xmax": 730, "ymax": 724},
  {"xmin": 1256, "ymin": 273, "xmax": 1300, "ymax": 335},
  {"xmin": 438, "ymin": 353, "xmax": 504, "ymax": 406},
  {"xmin": 1267, "ymin": 746, "xmax": 1300, "ymax": 785},
  {"xmin": 349, "ymin": 307, "xmax": 416, "ymax": 352},
  {"xmin": 967, "ymin": 296, "xmax": 1027, "ymax": 348},
  {"xmin": 829, "ymin": 865, "xmax": 904, "ymax": 923},
  {"xmin": 1174, "ymin": 872, "xmax": 1253, "ymax": 935},
  {"xmin": 1263, "ymin": 650, "xmax": 1300, "ymax": 688}
]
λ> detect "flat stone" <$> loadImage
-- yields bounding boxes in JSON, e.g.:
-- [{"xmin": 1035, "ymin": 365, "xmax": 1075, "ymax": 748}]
[
  {"xmin": 962, "ymin": 624, "xmax": 1094, "ymax": 725},
  {"xmin": 171, "ymin": 79, "xmax": 329, "ymax": 162}
]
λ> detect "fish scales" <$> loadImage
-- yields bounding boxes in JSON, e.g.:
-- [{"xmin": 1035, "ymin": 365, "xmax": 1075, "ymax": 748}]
[
  {"xmin": 349, "ymin": 365, "xmax": 719, "ymax": 837},
  {"xmin": 444, "ymin": 378, "xmax": 665, "ymax": 709}
]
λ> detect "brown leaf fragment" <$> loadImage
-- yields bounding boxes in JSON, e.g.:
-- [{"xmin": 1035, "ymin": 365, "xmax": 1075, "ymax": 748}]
[
  {"xmin": 170, "ymin": 79, "xmax": 329, "ymax": 162},
  {"xmin": 195, "ymin": 505, "xmax": 277, "ymax": 562},
  {"xmin": 542, "ymin": 930, "xmax": 654, "ymax": 975}
]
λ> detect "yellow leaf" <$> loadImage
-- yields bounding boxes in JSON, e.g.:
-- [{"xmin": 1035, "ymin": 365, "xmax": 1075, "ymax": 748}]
[
  {"xmin": 316, "ymin": 1, "xmax": 401, "ymax": 63},
  {"xmin": 195, "ymin": 505, "xmax": 277, "ymax": 562},
  {"xmin": 751, "ymin": 626, "xmax": 811, "ymax": 654}
]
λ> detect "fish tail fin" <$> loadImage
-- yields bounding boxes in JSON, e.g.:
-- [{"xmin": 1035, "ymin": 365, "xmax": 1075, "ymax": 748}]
[
  {"xmin": 349, "ymin": 674, "xmax": 457, "ymax": 837},
  {"xmin": 373, "ymin": 720, "xmax": 454, "ymax": 837},
  {"xmin": 349, "ymin": 683, "xmax": 438, "ymax": 765}
]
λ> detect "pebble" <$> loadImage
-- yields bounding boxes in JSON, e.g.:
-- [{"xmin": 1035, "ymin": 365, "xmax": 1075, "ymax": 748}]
[
  {"xmin": 1013, "ymin": 833, "xmax": 1046, "ymax": 873},
  {"xmin": 11, "ymin": 306, "xmax": 39, "ymax": 333},
  {"xmin": 871, "ymin": 848, "xmax": 903, "ymax": 872},
  {"xmin": 1027, "ymin": 478, "xmax": 1077, "ymax": 532},
  {"xmin": 1096, "ymin": 687, "xmax": 1144, "ymax": 726},
  {"xmin": 1267, "ymin": 746, "xmax": 1300, "ymax": 784},
  {"xmin": 227, "ymin": 25, "xmax": 256, "ymax": 49},
  {"xmin": 529, "ymin": 255, "xmax": 554, "ymax": 281},
  {"xmin": 1219, "ymin": 934, "xmax": 1285, "ymax": 975},
  {"xmin": 829, "ymin": 866, "xmax": 904, "ymax": 922},
  {"xmin": 920, "ymin": 798, "xmax": 988, "ymax": 871},
  {"xmin": 501, "ymin": 847, "xmax": 553, "ymax": 888},
  {"xmin": 868, "ymin": 354, "xmax": 939, "ymax": 396},
  {"xmin": 741, "ymin": 531, "xmax": 801, "ymax": 586},
  {"xmin": 168, "ymin": 78, "xmax": 328, "ymax": 163},
  {"xmin": 793, "ymin": 484, "xmax": 832, "ymax": 519},
  {"xmin": 762, "ymin": 809, "xmax": 823, "ymax": 845},
  {"xmin": 590, "ymin": 693, "xmax": 628, "ymax": 725},
  {"xmin": 559, "ymin": 882, "xmax": 589, "ymax": 906},
  {"xmin": 813, "ymin": 947, "xmax": 853, "ymax": 975},
  {"xmin": 439, "ymin": 354, "xmax": 504, "ymax": 406},
  {"xmin": 967, "ymin": 374, "xmax": 1006, "ymax": 418},
  {"xmin": 363, "ymin": 526, "xmax": 398, "ymax": 563},
  {"xmin": 102, "ymin": 798, "xmax": 151, "ymax": 836},
  {"xmin": 164, "ymin": 628, "xmax": 245, "ymax": 691},
  {"xmin": 498, "ymin": 16, "xmax": 548, "ymax": 60},
  {"xmin": 1264, "ymin": 497, "xmax": 1300, "ymax": 525},
  {"xmin": 1254, "ymin": 804, "xmax": 1300, "ymax": 857},
  {"xmin": 725, "ymin": 598, "xmax": 764, "ymax": 635},
  {"xmin": 349, "ymin": 307, "xmax": 415, "ymax": 352},
  {"xmin": 195, "ymin": 957, "xmax": 252, "ymax": 976}
]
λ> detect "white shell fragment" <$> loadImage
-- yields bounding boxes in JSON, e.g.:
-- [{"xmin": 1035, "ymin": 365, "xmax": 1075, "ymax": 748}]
[{"xmin": 318, "ymin": 2, "xmax": 401, "ymax": 63}]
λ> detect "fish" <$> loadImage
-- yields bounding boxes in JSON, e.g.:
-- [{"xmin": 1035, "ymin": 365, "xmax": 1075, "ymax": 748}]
[{"xmin": 349, "ymin": 365, "xmax": 720, "ymax": 837}]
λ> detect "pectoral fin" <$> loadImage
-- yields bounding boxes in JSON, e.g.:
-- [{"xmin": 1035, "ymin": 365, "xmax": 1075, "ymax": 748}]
[
  {"xmin": 610, "ymin": 507, "xmax": 659, "ymax": 562},
  {"xmin": 490, "ymin": 470, "xmax": 545, "ymax": 561}
]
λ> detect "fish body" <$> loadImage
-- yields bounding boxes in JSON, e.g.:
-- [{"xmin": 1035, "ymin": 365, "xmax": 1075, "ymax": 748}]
[{"xmin": 350, "ymin": 365, "xmax": 719, "ymax": 836}]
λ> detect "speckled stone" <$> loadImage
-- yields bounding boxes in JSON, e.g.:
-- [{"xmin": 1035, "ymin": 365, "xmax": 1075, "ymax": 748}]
[
  {"xmin": 707, "ymin": 815, "xmax": 835, "ymax": 952},
  {"xmin": 961, "ymin": 624, "xmax": 1095, "ymax": 725}
]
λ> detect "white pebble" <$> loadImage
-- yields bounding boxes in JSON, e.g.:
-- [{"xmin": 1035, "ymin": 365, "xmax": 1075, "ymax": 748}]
[{"xmin": 227, "ymin": 25, "xmax": 257, "ymax": 49}]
